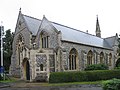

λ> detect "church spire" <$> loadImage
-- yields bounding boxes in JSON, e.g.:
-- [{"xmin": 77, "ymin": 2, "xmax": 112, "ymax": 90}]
[{"xmin": 96, "ymin": 15, "xmax": 101, "ymax": 37}]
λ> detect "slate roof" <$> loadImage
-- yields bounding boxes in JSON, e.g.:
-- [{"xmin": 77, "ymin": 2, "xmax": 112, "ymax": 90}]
[
  {"xmin": 22, "ymin": 14, "xmax": 115, "ymax": 49},
  {"xmin": 52, "ymin": 23, "xmax": 111, "ymax": 49},
  {"xmin": 104, "ymin": 36, "xmax": 116, "ymax": 48},
  {"xmin": 23, "ymin": 15, "xmax": 41, "ymax": 35}
]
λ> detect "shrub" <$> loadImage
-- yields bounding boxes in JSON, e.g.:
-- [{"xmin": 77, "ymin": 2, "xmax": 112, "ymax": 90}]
[
  {"xmin": 49, "ymin": 71, "xmax": 87, "ymax": 83},
  {"xmin": 102, "ymin": 78, "xmax": 120, "ymax": 90},
  {"xmin": 49, "ymin": 70, "xmax": 120, "ymax": 83},
  {"xmin": 115, "ymin": 67, "xmax": 120, "ymax": 69},
  {"xmin": 85, "ymin": 64, "xmax": 108, "ymax": 71}
]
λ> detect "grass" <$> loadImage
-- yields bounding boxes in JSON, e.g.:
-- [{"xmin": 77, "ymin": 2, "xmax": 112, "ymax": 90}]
[
  {"xmin": 0, "ymin": 80, "xmax": 15, "ymax": 83},
  {"xmin": 0, "ymin": 76, "xmax": 103, "ymax": 87},
  {"xmin": 0, "ymin": 77, "xmax": 19, "ymax": 83}
]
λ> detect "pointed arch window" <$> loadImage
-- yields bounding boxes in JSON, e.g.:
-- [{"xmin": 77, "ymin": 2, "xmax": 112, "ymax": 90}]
[
  {"xmin": 87, "ymin": 50, "xmax": 93, "ymax": 65},
  {"xmin": 69, "ymin": 48, "xmax": 77, "ymax": 70},
  {"xmin": 41, "ymin": 31, "xmax": 49, "ymax": 48},
  {"xmin": 109, "ymin": 53, "xmax": 112, "ymax": 66},
  {"xmin": 100, "ymin": 52, "xmax": 104, "ymax": 64}
]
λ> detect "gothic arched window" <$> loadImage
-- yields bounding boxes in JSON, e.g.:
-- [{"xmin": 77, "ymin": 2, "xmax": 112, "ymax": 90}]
[
  {"xmin": 109, "ymin": 53, "xmax": 112, "ymax": 66},
  {"xmin": 87, "ymin": 50, "xmax": 93, "ymax": 65},
  {"xmin": 100, "ymin": 52, "xmax": 104, "ymax": 64},
  {"xmin": 41, "ymin": 31, "xmax": 49, "ymax": 48},
  {"xmin": 69, "ymin": 48, "xmax": 77, "ymax": 70}
]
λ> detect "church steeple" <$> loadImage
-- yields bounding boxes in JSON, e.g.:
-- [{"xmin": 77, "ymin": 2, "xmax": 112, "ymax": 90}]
[{"xmin": 96, "ymin": 15, "xmax": 101, "ymax": 37}]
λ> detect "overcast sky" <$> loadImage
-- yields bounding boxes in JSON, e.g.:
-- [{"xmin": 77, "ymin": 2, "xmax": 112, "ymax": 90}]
[{"xmin": 0, "ymin": 0, "xmax": 120, "ymax": 38}]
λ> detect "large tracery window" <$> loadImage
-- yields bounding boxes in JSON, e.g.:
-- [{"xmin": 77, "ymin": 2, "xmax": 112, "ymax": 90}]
[
  {"xmin": 100, "ymin": 52, "xmax": 104, "ymax": 64},
  {"xmin": 69, "ymin": 48, "xmax": 77, "ymax": 70},
  {"xmin": 87, "ymin": 50, "xmax": 93, "ymax": 65},
  {"xmin": 17, "ymin": 34, "xmax": 24, "ymax": 65}
]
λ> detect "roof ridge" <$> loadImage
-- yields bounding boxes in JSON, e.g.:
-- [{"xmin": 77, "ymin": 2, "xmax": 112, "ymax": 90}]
[
  {"xmin": 104, "ymin": 35, "xmax": 116, "ymax": 39},
  {"xmin": 52, "ymin": 21, "xmax": 101, "ymax": 38},
  {"xmin": 23, "ymin": 14, "xmax": 42, "ymax": 21}
]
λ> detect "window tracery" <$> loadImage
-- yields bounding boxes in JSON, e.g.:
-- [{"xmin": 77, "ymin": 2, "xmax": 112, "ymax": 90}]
[
  {"xmin": 69, "ymin": 48, "xmax": 77, "ymax": 70},
  {"xmin": 41, "ymin": 31, "xmax": 49, "ymax": 48},
  {"xmin": 100, "ymin": 52, "xmax": 104, "ymax": 64},
  {"xmin": 87, "ymin": 50, "xmax": 93, "ymax": 65},
  {"xmin": 16, "ymin": 34, "xmax": 24, "ymax": 65}
]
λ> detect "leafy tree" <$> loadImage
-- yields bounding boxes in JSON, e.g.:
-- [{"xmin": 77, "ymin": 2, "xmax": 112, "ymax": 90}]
[{"xmin": 3, "ymin": 29, "xmax": 14, "ymax": 71}]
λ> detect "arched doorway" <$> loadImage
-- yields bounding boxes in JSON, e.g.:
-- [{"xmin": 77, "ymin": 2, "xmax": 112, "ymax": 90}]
[
  {"xmin": 22, "ymin": 58, "xmax": 30, "ymax": 80},
  {"xmin": 116, "ymin": 58, "xmax": 120, "ymax": 67}
]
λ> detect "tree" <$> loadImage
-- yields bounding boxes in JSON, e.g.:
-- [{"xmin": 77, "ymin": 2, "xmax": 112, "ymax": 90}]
[{"xmin": 3, "ymin": 29, "xmax": 14, "ymax": 71}]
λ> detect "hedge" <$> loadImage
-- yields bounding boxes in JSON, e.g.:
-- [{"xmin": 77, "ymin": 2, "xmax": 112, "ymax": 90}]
[
  {"xmin": 85, "ymin": 64, "xmax": 108, "ymax": 71},
  {"xmin": 49, "ymin": 70, "xmax": 120, "ymax": 83},
  {"xmin": 102, "ymin": 78, "xmax": 120, "ymax": 90}
]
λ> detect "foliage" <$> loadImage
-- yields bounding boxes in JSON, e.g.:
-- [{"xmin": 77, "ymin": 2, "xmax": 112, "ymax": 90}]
[
  {"xmin": 85, "ymin": 64, "xmax": 108, "ymax": 71},
  {"xmin": 102, "ymin": 78, "xmax": 120, "ymax": 90},
  {"xmin": 49, "ymin": 70, "xmax": 120, "ymax": 83},
  {"xmin": 115, "ymin": 66, "xmax": 120, "ymax": 69},
  {"xmin": 116, "ymin": 58, "xmax": 120, "ymax": 67},
  {"xmin": 3, "ymin": 29, "xmax": 14, "ymax": 70}
]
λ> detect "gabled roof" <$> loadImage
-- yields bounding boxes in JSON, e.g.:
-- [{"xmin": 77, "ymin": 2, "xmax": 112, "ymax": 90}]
[
  {"xmin": 104, "ymin": 36, "xmax": 117, "ymax": 48},
  {"xmin": 22, "ymin": 14, "xmax": 113, "ymax": 49},
  {"xmin": 23, "ymin": 14, "xmax": 41, "ymax": 35},
  {"xmin": 52, "ymin": 23, "xmax": 111, "ymax": 49}
]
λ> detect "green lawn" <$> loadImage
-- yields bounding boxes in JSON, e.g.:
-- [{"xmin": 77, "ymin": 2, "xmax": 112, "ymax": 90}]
[
  {"xmin": 0, "ymin": 77, "xmax": 103, "ymax": 87},
  {"xmin": 0, "ymin": 77, "xmax": 19, "ymax": 83}
]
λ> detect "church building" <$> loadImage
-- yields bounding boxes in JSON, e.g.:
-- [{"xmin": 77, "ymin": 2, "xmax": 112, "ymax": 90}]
[{"xmin": 10, "ymin": 9, "xmax": 119, "ymax": 81}]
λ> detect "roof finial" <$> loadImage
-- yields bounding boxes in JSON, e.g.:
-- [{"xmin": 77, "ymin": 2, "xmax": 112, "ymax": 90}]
[
  {"xmin": 96, "ymin": 15, "xmax": 99, "ymax": 21},
  {"xmin": 116, "ymin": 33, "xmax": 118, "ymax": 37},
  {"xmin": 19, "ymin": 7, "xmax": 21, "ymax": 12},
  {"xmin": 43, "ymin": 15, "xmax": 45, "ymax": 18},
  {"xmin": 96, "ymin": 14, "xmax": 98, "ymax": 18}
]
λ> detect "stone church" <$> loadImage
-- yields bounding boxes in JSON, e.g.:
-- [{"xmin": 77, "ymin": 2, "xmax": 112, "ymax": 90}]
[{"xmin": 10, "ymin": 9, "xmax": 119, "ymax": 81}]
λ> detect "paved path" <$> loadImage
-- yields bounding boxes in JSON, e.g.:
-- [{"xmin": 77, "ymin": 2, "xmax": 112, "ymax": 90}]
[
  {"xmin": 0, "ymin": 81, "xmax": 102, "ymax": 90},
  {"xmin": 0, "ymin": 83, "xmax": 10, "ymax": 88},
  {"xmin": 0, "ymin": 87, "xmax": 102, "ymax": 90}
]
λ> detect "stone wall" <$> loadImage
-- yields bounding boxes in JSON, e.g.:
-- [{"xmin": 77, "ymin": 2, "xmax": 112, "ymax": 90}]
[{"xmin": 61, "ymin": 41, "xmax": 114, "ymax": 70}]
